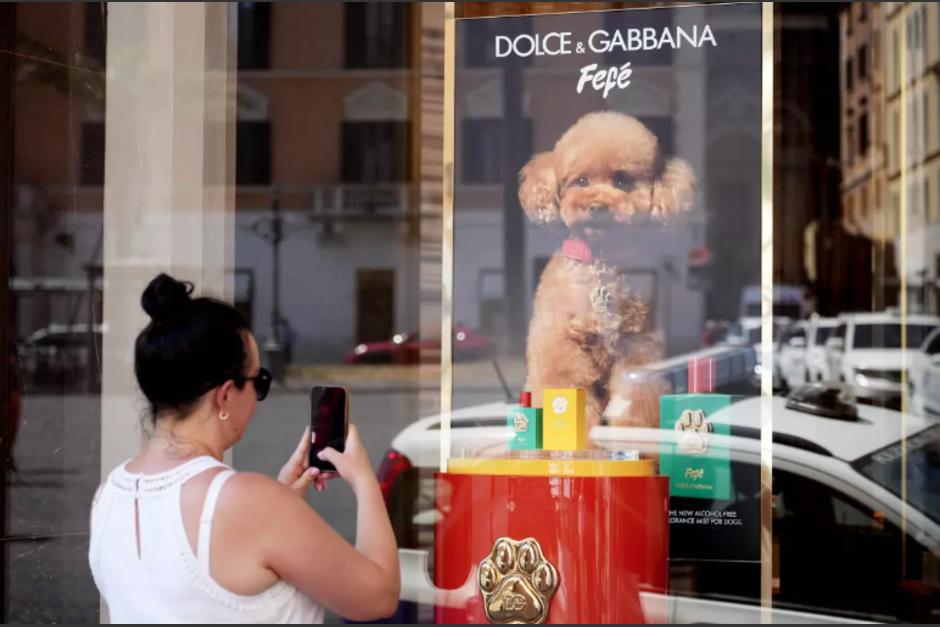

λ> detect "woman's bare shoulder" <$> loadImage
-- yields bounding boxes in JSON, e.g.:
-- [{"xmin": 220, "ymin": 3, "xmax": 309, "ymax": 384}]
[{"xmin": 218, "ymin": 471, "xmax": 303, "ymax": 513}]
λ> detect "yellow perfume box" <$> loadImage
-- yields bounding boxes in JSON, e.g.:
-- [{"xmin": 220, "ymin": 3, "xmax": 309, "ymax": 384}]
[{"xmin": 542, "ymin": 388, "xmax": 587, "ymax": 450}]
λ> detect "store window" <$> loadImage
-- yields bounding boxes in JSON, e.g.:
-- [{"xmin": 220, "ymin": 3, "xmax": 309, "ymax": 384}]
[
  {"xmin": 2, "ymin": 2, "xmax": 940, "ymax": 625},
  {"xmin": 2, "ymin": 2, "xmax": 105, "ymax": 622}
]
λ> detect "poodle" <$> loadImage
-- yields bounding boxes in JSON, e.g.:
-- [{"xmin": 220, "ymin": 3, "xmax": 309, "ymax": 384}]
[{"xmin": 518, "ymin": 111, "xmax": 694, "ymax": 431}]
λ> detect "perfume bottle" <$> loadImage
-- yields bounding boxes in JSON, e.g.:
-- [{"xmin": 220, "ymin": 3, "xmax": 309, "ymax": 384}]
[
  {"xmin": 542, "ymin": 388, "xmax": 587, "ymax": 451},
  {"xmin": 508, "ymin": 391, "xmax": 542, "ymax": 450}
]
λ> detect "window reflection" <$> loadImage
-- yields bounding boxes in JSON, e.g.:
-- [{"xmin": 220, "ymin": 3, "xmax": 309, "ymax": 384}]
[
  {"xmin": 3, "ymin": 2, "xmax": 106, "ymax": 622},
  {"xmin": 0, "ymin": 1, "xmax": 938, "ymax": 623}
]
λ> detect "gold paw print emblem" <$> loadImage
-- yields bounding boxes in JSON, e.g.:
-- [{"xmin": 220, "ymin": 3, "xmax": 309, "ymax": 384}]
[
  {"xmin": 478, "ymin": 537, "xmax": 558, "ymax": 624},
  {"xmin": 675, "ymin": 408, "xmax": 713, "ymax": 454}
]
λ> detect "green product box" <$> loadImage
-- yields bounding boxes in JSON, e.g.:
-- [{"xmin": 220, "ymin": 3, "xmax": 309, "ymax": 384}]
[
  {"xmin": 660, "ymin": 394, "xmax": 738, "ymax": 500},
  {"xmin": 508, "ymin": 406, "xmax": 542, "ymax": 450}
]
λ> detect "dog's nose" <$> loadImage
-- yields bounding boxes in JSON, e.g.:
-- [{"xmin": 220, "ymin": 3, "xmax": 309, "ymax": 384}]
[{"xmin": 589, "ymin": 203, "xmax": 609, "ymax": 213}]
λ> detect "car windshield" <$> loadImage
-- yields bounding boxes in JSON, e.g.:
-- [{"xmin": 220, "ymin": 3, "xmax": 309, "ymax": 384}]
[
  {"xmin": 814, "ymin": 326, "xmax": 834, "ymax": 345},
  {"xmin": 852, "ymin": 323, "xmax": 937, "ymax": 349},
  {"xmin": 851, "ymin": 424, "xmax": 940, "ymax": 524}
]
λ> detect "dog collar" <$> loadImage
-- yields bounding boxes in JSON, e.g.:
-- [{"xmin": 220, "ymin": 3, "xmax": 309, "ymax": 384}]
[{"xmin": 561, "ymin": 238, "xmax": 593, "ymax": 264}]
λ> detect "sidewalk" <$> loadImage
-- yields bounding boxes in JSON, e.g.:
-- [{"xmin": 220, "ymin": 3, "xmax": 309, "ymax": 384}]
[{"xmin": 282, "ymin": 357, "xmax": 527, "ymax": 393}]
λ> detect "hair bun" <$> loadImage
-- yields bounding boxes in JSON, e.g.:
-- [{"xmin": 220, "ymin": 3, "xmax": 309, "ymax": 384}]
[{"xmin": 141, "ymin": 273, "xmax": 194, "ymax": 324}]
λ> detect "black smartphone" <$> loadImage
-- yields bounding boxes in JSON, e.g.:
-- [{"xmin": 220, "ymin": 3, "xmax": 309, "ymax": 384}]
[{"xmin": 309, "ymin": 385, "xmax": 348, "ymax": 471}]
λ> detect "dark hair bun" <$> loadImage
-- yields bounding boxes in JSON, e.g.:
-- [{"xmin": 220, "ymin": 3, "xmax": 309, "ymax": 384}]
[{"xmin": 141, "ymin": 273, "xmax": 194, "ymax": 324}]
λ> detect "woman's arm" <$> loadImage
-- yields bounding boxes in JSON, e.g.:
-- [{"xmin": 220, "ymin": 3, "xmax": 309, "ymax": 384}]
[
  {"xmin": 222, "ymin": 427, "xmax": 400, "ymax": 621},
  {"xmin": 318, "ymin": 426, "xmax": 400, "ymax": 607}
]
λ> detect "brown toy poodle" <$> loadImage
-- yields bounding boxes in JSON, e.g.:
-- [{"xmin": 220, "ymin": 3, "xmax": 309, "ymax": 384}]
[{"xmin": 518, "ymin": 111, "xmax": 694, "ymax": 431}]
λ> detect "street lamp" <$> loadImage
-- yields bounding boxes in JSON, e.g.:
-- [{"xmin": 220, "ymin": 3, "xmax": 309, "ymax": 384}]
[{"xmin": 248, "ymin": 186, "xmax": 288, "ymax": 382}]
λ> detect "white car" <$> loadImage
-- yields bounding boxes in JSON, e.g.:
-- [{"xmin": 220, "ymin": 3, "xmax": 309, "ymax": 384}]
[
  {"xmin": 776, "ymin": 317, "xmax": 840, "ymax": 390},
  {"xmin": 775, "ymin": 320, "xmax": 809, "ymax": 391},
  {"xmin": 378, "ymin": 387, "xmax": 940, "ymax": 623},
  {"xmin": 825, "ymin": 312, "xmax": 940, "ymax": 402},
  {"xmin": 911, "ymin": 327, "xmax": 940, "ymax": 417},
  {"xmin": 805, "ymin": 316, "xmax": 838, "ymax": 383},
  {"xmin": 730, "ymin": 316, "xmax": 791, "ymax": 389}
]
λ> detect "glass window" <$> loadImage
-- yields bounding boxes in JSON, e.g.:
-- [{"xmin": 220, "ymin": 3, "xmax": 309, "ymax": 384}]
[
  {"xmin": 237, "ymin": 2, "xmax": 270, "ymax": 70},
  {"xmin": 852, "ymin": 323, "xmax": 938, "ymax": 349},
  {"xmin": 814, "ymin": 325, "xmax": 835, "ymax": 345},
  {"xmin": 3, "ymin": 2, "xmax": 105, "ymax": 622},
  {"xmin": 235, "ymin": 120, "xmax": 271, "ymax": 185},
  {"xmin": 774, "ymin": 467, "xmax": 932, "ymax": 621},
  {"xmin": 852, "ymin": 424, "xmax": 940, "ymax": 524},
  {"xmin": 344, "ymin": 3, "xmax": 411, "ymax": 69},
  {"xmin": 858, "ymin": 112, "xmax": 869, "ymax": 153},
  {"xmin": 341, "ymin": 121, "xmax": 410, "ymax": 183},
  {"xmin": 4, "ymin": 2, "xmax": 940, "ymax": 624},
  {"xmin": 924, "ymin": 331, "xmax": 940, "ymax": 355}
]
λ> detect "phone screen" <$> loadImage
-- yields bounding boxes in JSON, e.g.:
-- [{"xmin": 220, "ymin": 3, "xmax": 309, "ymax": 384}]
[{"xmin": 309, "ymin": 386, "xmax": 348, "ymax": 471}]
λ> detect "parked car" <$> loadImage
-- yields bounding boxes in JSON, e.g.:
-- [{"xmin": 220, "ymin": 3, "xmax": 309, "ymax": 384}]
[
  {"xmin": 728, "ymin": 316, "xmax": 791, "ymax": 388},
  {"xmin": 16, "ymin": 323, "xmax": 103, "ymax": 391},
  {"xmin": 345, "ymin": 324, "xmax": 491, "ymax": 364},
  {"xmin": 775, "ymin": 320, "xmax": 809, "ymax": 391},
  {"xmin": 911, "ymin": 327, "xmax": 940, "ymax": 417},
  {"xmin": 378, "ymin": 387, "xmax": 940, "ymax": 623},
  {"xmin": 805, "ymin": 316, "xmax": 838, "ymax": 383},
  {"xmin": 824, "ymin": 312, "xmax": 940, "ymax": 403},
  {"xmin": 774, "ymin": 316, "xmax": 837, "ymax": 390}
]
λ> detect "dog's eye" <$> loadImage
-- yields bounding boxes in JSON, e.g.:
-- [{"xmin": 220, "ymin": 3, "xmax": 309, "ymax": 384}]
[
  {"xmin": 612, "ymin": 171, "xmax": 636, "ymax": 191},
  {"xmin": 575, "ymin": 176, "xmax": 589, "ymax": 187}
]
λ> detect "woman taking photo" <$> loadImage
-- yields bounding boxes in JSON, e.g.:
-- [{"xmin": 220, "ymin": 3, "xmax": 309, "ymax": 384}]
[{"xmin": 88, "ymin": 274, "xmax": 399, "ymax": 623}]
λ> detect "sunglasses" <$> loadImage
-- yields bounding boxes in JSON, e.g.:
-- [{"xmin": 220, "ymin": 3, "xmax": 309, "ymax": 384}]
[{"xmin": 237, "ymin": 368, "xmax": 273, "ymax": 401}]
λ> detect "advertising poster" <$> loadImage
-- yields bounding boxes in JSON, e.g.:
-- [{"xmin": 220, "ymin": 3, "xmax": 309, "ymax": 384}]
[{"xmin": 452, "ymin": 2, "xmax": 764, "ymax": 600}]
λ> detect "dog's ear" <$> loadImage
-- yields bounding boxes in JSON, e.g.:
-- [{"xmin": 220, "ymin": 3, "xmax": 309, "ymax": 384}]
[
  {"xmin": 651, "ymin": 157, "xmax": 695, "ymax": 217},
  {"xmin": 518, "ymin": 151, "xmax": 560, "ymax": 224}
]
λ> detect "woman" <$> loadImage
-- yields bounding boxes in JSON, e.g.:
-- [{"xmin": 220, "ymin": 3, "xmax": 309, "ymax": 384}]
[{"xmin": 88, "ymin": 274, "xmax": 399, "ymax": 623}]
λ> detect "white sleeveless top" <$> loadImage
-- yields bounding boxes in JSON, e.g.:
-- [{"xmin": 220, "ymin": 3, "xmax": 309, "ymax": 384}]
[{"xmin": 89, "ymin": 456, "xmax": 324, "ymax": 624}]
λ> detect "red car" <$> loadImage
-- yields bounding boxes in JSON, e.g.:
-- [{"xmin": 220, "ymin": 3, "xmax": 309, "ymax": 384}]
[{"xmin": 345, "ymin": 324, "xmax": 492, "ymax": 364}]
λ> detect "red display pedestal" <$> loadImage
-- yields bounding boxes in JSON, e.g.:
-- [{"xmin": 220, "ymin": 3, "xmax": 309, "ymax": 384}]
[{"xmin": 434, "ymin": 468, "xmax": 669, "ymax": 624}]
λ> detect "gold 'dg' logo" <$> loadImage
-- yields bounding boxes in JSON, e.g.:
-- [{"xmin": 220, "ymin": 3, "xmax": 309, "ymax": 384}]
[
  {"xmin": 675, "ymin": 409, "xmax": 712, "ymax": 454},
  {"xmin": 478, "ymin": 537, "xmax": 558, "ymax": 624}
]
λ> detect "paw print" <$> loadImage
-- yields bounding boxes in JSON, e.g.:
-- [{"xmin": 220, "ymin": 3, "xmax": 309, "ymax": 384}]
[
  {"xmin": 675, "ymin": 409, "xmax": 712, "ymax": 454},
  {"xmin": 478, "ymin": 537, "xmax": 558, "ymax": 624}
]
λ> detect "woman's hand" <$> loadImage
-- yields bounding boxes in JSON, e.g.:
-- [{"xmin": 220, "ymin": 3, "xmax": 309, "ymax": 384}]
[
  {"xmin": 316, "ymin": 425, "xmax": 376, "ymax": 495},
  {"xmin": 279, "ymin": 427, "xmax": 334, "ymax": 496}
]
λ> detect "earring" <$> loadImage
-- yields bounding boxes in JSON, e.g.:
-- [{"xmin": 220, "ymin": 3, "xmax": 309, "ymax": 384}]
[{"xmin": 219, "ymin": 411, "xmax": 230, "ymax": 421}]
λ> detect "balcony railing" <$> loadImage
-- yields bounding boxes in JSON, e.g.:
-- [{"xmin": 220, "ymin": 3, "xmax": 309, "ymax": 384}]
[{"xmin": 310, "ymin": 184, "xmax": 411, "ymax": 216}]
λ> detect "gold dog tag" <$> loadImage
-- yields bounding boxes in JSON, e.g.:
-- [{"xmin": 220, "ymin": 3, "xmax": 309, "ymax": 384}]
[
  {"xmin": 478, "ymin": 537, "xmax": 558, "ymax": 624},
  {"xmin": 590, "ymin": 285, "xmax": 612, "ymax": 314}
]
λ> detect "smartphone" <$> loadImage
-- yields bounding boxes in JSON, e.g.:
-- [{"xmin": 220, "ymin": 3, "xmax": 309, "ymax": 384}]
[{"xmin": 309, "ymin": 385, "xmax": 349, "ymax": 471}]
